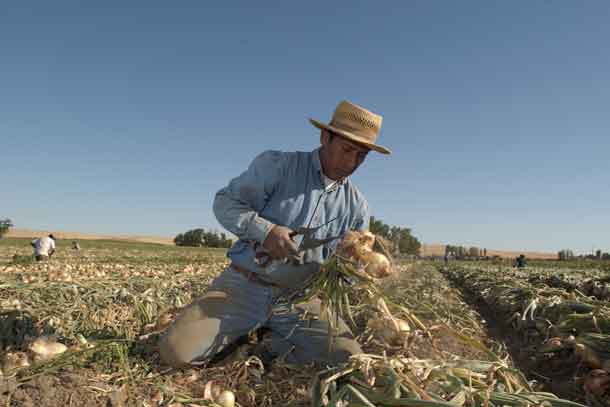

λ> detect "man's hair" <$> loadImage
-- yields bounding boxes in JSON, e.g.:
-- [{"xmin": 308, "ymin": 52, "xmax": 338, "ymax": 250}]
[{"xmin": 48, "ymin": 234, "xmax": 55, "ymax": 240}]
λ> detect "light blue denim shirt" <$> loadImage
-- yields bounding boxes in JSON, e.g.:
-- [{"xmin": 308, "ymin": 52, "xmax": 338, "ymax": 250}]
[{"xmin": 213, "ymin": 148, "xmax": 370, "ymax": 288}]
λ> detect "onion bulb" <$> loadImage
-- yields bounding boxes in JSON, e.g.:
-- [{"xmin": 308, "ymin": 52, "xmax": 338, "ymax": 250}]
[
  {"xmin": 359, "ymin": 250, "xmax": 392, "ymax": 278},
  {"xmin": 203, "ymin": 381, "xmax": 235, "ymax": 407},
  {"xmin": 29, "ymin": 337, "xmax": 67, "ymax": 361},
  {"xmin": 367, "ymin": 317, "xmax": 410, "ymax": 345},
  {"xmin": 216, "ymin": 390, "xmax": 236, "ymax": 407},
  {"xmin": 359, "ymin": 231, "xmax": 376, "ymax": 250},
  {"xmin": 337, "ymin": 230, "xmax": 393, "ymax": 278}
]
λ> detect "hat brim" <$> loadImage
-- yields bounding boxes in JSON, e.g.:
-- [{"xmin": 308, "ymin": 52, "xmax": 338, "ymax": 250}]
[{"xmin": 309, "ymin": 118, "xmax": 391, "ymax": 155}]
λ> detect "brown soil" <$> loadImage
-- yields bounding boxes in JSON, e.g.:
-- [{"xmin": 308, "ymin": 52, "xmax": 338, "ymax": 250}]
[{"xmin": 1, "ymin": 371, "xmax": 125, "ymax": 407}]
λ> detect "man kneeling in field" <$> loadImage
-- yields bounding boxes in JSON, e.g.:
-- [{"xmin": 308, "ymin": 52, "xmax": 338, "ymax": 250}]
[{"xmin": 160, "ymin": 100, "xmax": 391, "ymax": 367}]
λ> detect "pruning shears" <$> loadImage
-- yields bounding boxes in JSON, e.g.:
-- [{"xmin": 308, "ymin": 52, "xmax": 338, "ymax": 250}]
[{"xmin": 255, "ymin": 217, "xmax": 341, "ymax": 266}]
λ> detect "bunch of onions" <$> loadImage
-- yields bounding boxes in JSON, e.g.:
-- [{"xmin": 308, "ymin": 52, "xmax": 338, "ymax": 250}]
[
  {"xmin": 294, "ymin": 230, "xmax": 400, "ymax": 353},
  {"xmin": 336, "ymin": 230, "xmax": 394, "ymax": 278}
]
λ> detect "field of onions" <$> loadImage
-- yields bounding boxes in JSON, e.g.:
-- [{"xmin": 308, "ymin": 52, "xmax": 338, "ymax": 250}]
[
  {"xmin": 441, "ymin": 263, "xmax": 610, "ymax": 406},
  {"xmin": 0, "ymin": 238, "xmax": 588, "ymax": 407}
]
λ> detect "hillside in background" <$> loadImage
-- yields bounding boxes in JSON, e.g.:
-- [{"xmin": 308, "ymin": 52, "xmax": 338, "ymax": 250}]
[
  {"xmin": 420, "ymin": 243, "xmax": 556, "ymax": 260},
  {"xmin": 6, "ymin": 229, "xmax": 174, "ymax": 246},
  {"xmin": 7, "ymin": 229, "xmax": 556, "ymax": 259}
]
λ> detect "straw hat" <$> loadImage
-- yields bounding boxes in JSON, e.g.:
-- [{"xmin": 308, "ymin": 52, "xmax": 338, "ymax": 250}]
[{"xmin": 310, "ymin": 100, "xmax": 391, "ymax": 155}]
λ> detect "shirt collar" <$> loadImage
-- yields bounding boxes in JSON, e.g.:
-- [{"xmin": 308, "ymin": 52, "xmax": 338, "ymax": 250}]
[{"xmin": 313, "ymin": 148, "xmax": 347, "ymax": 190}]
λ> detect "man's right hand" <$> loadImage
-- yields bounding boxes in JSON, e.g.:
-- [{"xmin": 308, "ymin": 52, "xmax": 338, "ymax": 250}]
[{"xmin": 262, "ymin": 225, "xmax": 299, "ymax": 260}]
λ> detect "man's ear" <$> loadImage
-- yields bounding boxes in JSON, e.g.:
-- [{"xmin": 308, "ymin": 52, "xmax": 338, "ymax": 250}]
[{"xmin": 320, "ymin": 129, "xmax": 332, "ymax": 146}]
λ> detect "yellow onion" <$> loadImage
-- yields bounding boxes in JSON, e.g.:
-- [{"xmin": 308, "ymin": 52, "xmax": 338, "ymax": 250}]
[
  {"xmin": 359, "ymin": 231, "xmax": 376, "ymax": 250},
  {"xmin": 359, "ymin": 250, "xmax": 392, "ymax": 278},
  {"xmin": 215, "ymin": 390, "xmax": 235, "ymax": 407},
  {"xmin": 203, "ymin": 381, "xmax": 235, "ymax": 407},
  {"xmin": 29, "ymin": 337, "xmax": 68, "ymax": 361},
  {"xmin": 367, "ymin": 317, "xmax": 410, "ymax": 345},
  {"xmin": 337, "ymin": 231, "xmax": 375, "ymax": 259}
]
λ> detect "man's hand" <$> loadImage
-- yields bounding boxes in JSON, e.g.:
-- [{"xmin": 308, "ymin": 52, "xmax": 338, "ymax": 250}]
[{"xmin": 262, "ymin": 225, "xmax": 299, "ymax": 260}]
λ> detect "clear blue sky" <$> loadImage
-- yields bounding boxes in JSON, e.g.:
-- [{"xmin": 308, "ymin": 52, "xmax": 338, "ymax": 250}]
[{"xmin": 2, "ymin": 1, "xmax": 609, "ymax": 254}]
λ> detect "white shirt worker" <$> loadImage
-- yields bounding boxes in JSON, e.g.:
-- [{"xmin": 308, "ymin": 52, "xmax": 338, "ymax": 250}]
[{"xmin": 32, "ymin": 236, "xmax": 56, "ymax": 256}]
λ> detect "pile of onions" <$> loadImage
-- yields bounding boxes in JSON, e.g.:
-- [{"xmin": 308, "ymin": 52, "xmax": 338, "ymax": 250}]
[{"xmin": 336, "ymin": 230, "xmax": 393, "ymax": 278}]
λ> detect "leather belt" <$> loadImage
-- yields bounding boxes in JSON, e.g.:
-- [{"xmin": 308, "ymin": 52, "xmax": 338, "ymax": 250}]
[{"xmin": 230, "ymin": 263, "xmax": 278, "ymax": 288}]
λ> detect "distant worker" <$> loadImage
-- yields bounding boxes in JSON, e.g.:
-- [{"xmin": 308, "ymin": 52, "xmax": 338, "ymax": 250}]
[
  {"xmin": 516, "ymin": 254, "xmax": 527, "ymax": 269},
  {"xmin": 31, "ymin": 234, "xmax": 56, "ymax": 261},
  {"xmin": 72, "ymin": 240, "xmax": 81, "ymax": 251}
]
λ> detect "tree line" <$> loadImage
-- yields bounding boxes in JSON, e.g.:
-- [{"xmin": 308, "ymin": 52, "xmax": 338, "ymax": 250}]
[
  {"xmin": 174, "ymin": 228, "xmax": 233, "ymax": 248},
  {"xmin": 368, "ymin": 216, "xmax": 421, "ymax": 255},
  {"xmin": 444, "ymin": 244, "xmax": 488, "ymax": 259},
  {"xmin": 175, "ymin": 216, "xmax": 422, "ymax": 254},
  {"xmin": 559, "ymin": 249, "xmax": 610, "ymax": 261}
]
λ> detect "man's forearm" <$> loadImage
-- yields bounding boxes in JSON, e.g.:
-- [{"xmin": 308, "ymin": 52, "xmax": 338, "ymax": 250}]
[{"xmin": 213, "ymin": 189, "xmax": 275, "ymax": 243}]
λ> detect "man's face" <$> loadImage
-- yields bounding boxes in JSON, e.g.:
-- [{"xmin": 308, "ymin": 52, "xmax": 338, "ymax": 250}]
[{"xmin": 320, "ymin": 130, "xmax": 370, "ymax": 181}]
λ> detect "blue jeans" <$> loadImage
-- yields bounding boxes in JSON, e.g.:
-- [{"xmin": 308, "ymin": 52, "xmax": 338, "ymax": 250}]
[{"xmin": 159, "ymin": 266, "xmax": 361, "ymax": 367}]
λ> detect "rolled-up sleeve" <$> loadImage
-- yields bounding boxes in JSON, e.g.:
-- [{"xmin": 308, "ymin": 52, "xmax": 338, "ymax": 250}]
[{"xmin": 213, "ymin": 150, "xmax": 286, "ymax": 243}]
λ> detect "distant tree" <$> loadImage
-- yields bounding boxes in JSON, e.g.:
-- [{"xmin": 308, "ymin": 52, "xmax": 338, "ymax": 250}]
[
  {"xmin": 0, "ymin": 218, "xmax": 13, "ymax": 239},
  {"xmin": 369, "ymin": 216, "xmax": 421, "ymax": 255},
  {"xmin": 369, "ymin": 216, "xmax": 390, "ymax": 240},
  {"xmin": 558, "ymin": 249, "xmax": 575, "ymax": 261},
  {"xmin": 173, "ymin": 233, "xmax": 184, "ymax": 246},
  {"xmin": 596, "ymin": 249, "xmax": 602, "ymax": 259},
  {"xmin": 396, "ymin": 228, "xmax": 421, "ymax": 255},
  {"xmin": 175, "ymin": 228, "xmax": 233, "ymax": 248},
  {"xmin": 469, "ymin": 247, "xmax": 480, "ymax": 258}
]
